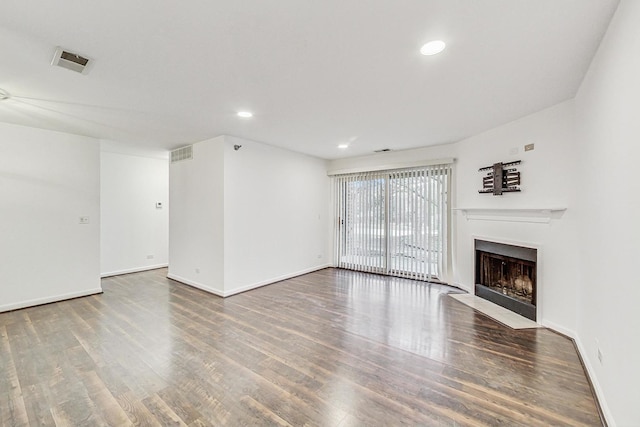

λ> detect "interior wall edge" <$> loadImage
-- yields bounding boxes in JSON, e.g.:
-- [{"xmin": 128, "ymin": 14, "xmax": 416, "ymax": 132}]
[
  {"xmin": 450, "ymin": 282, "xmax": 473, "ymax": 293},
  {"xmin": 166, "ymin": 273, "xmax": 224, "ymax": 297},
  {"xmin": 0, "ymin": 288, "xmax": 103, "ymax": 314},
  {"xmin": 572, "ymin": 332, "xmax": 615, "ymax": 426},
  {"xmin": 101, "ymin": 264, "xmax": 169, "ymax": 278},
  {"xmin": 223, "ymin": 264, "xmax": 332, "ymax": 297}
]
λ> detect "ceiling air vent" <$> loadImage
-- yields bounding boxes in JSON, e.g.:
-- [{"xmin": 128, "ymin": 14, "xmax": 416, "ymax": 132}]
[
  {"xmin": 51, "ymin": 46, "xmax": 92, "ymax": 74},
  {"xmin": 374, "ymin": 148, "xmax": 392, "ymax": 153},
  {"xmin": 171, "ymin": 145, "xmax": 193, "ymax": 163}
]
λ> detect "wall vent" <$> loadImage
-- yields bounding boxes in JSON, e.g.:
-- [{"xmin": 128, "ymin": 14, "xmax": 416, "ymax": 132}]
[
  {"xmin": 171, "ymin": 145, "xmax": 193, "ymax": 163},
  {"xmin": 51, "ymin": 46, "xmax": 92, "ymax": 74}
]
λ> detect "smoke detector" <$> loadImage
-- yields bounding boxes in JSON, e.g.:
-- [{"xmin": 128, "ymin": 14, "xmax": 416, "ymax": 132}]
[{"xmin": 51, "ymin": 47, "xmax": 93, "ymax": 74}]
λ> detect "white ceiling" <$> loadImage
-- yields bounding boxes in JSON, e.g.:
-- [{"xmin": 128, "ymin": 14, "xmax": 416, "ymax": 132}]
[{"xmin": 0, "ymin": 1, "xmax": 619, "ymax": 159}]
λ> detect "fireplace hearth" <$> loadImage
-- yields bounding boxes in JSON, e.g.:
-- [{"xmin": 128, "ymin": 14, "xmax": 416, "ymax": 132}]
[{"xmin": 475, "ymin": 240, "xmax": 537, "ymax": 321}]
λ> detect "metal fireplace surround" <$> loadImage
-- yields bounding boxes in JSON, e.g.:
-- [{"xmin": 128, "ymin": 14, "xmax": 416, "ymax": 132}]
[{"xmin": 474, "ymin": 239, "xmax": 537, "ymax": 321}]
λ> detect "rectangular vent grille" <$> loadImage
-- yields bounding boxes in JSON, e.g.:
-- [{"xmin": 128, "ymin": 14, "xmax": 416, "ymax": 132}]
[
  {"xmin": 171, "ymin": 145, "xmax": 193, "ymax": 163},
  {"xmin": 60, "ymin": 51, "xmax": 89, "ymax": 66},
  {"xmin": 51, "ymin": 46, "xmax": 92, "ymax": 74}
]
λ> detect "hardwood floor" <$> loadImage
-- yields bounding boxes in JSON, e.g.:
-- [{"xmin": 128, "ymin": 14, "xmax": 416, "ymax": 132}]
[{"xmin": 0, "ymin": 268, "xmax": 602, "ymax": 426}]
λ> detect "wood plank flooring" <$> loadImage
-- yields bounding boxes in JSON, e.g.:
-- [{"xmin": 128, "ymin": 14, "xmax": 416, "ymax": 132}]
[{"xmin": 0, "ymin": 268, "xmax": 602, "ymax": 426}]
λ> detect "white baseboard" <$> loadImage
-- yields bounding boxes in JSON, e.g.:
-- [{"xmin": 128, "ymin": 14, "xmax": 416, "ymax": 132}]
[
  {"xmin": 101, "ymin": 264, "xmax": 168, "ymax": 278},
  {"xmin": 451, "ymin": 281, "xmax": 472, "ymax": 293},
  {"xmin": 572, "ymin": 334, "xmax": 615, "ymax": 426},
  {"xmin": 166, "ymin": 273, "xmax": 225, "ymax": 297},
  {"xmin": 539, "ymin": 319, "xmax": 576, "ymax": 339},
  {"xmin": 0, "ymin": 288, "xmax": 103, "ymax": 313},
  {"xmin": 167, "ymin": 264, "xmax": 331, "ymax": 298},
  {"xmin": 223, "ymin": 264, "xmax": 332, "ymax": 297}
]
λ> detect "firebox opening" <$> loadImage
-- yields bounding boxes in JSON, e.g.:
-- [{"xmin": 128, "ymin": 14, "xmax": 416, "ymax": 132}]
[{"xmin": 474, "ymin": 240, "xmax": 537, "ymax": 321}]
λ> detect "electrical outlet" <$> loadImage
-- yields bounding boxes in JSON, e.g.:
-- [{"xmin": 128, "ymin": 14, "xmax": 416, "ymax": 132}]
[
  {"xmin": 146, "ymin": 255, "xmax": 154, "ymax": 260},
  {"xmin": 79, "ymin": 216, "xmax": 90, "ymax": 224},
  {"xmin": 195, "ymin": 268, "xmax": 200, "ymax": 274},
  {"xmin": 317, "ymin": 254, "xmax": 323, "ymax": 259},
  {"xmin": 524, "ymin": 143, "xmax": 535, "ymax": 152}
]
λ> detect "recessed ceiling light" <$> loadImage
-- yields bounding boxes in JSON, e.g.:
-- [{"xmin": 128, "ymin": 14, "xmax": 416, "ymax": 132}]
[
  {"xmin": 237, "ymin": 111, "xmax": 253, "ymax": 118},
  {"xmin": 420, "ymin": 40, "xmax": 446, "ymax": 56},
  {"xmin": 338, "ymin": 144, "xmax": 349, "ymax": 149}
]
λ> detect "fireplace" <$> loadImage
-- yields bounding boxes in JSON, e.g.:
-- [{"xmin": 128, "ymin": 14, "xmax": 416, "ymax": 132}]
[{"xmin": 474, "ymin": 240, "xmax": 537, "ymax": 321}]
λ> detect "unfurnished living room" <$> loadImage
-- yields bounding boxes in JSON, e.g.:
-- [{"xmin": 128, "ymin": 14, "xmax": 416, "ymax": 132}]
[{"xmin": 0, "ymin": 1, "xmax": 638, "ymax": 426}]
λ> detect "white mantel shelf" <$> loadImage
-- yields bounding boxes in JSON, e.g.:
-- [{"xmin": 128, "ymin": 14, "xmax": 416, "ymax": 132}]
[{"xmin": 453, "ymin": 208, "xmax": 567, "ymax": 223}]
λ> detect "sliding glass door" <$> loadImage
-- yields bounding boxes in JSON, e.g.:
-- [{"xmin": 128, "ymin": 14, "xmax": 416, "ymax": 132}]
[
  {"xmin": 334, "ymin": 164, "xmax": 450, "ymax": 282},
  {"xmin": 337, "ymin": 172, "xmax": 386, "ymax": 273}
]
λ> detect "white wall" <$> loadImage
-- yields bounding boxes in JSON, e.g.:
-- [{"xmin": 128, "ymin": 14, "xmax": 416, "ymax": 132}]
[
  {"xmin": 453, "ymin": 101, "xmax": 580, "ymax": 334},
  {"xmin": 327, "ymin": 101, "xmax": 580, "ymax": 334},
  {"xmin": 100, "ymin": 143, "xmax": 169, "ymax": 277},
  {"xmin": 328, "ymin": 144, "xmax": 458, "ymax": 174},
  {"xmin": 574, "ymin": 1, "xmax": 640, "ymax": 424},
  {"xmin": 168, "ymin": 135, "xmax": 330, "ymax": 296},
  {"xmin": 0, "ymin": 122, "xmax": 101, "ymax": 312},
  {"xmin": 223, "ymin": 136, "xmax": 331, "ymax": 294},
  {"xmin": 168, "ymin": 136, "xmax": 225, "ymax": 294}
]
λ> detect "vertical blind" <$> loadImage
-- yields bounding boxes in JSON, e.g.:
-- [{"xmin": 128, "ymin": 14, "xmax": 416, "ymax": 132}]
[{"xmin": 333, "ymin": 164, "xmax": 451, "ymax": 282}]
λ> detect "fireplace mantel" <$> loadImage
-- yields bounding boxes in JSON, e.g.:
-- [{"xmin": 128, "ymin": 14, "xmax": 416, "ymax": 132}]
[{"xmin": 453, "ymin": 207, "xmax": 566, "ymax": 223}]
